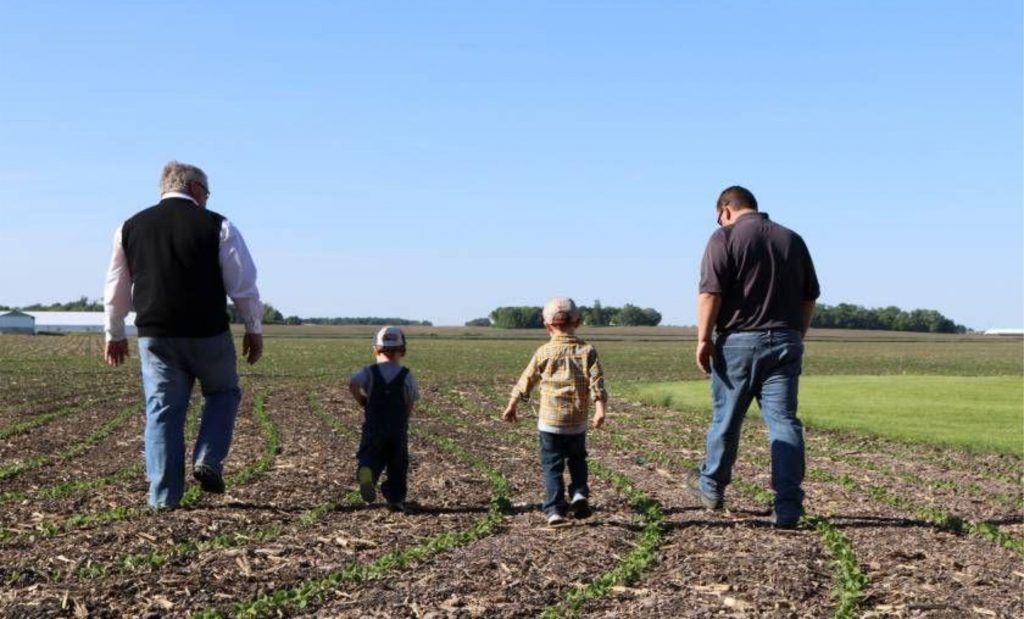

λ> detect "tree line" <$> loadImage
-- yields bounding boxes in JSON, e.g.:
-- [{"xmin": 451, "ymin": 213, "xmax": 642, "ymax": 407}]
[
  {"xmin": 472, "ymin": 301, "xmax": 662, "ymax": 328},
  {"xmin": 811, "ymin": 303, "xmax": 966, "ymax": 333}
]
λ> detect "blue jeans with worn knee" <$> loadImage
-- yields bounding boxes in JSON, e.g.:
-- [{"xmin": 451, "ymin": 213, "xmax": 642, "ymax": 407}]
[
  {"xmin": 539, "ymin": 431, "xmax": 589, "ymax": 516},
  {"xmin": 697, "ymin": 329, "xmax": 805, "ymax": 520},
  {"xmin": 138, "ymin": 332, "xmax": 242, "ymax": 508}
]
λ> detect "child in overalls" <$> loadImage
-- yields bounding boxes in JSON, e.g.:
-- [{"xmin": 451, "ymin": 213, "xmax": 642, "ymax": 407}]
[{"xmin": 348, "ymin": 326, "xmax": 420, "ymax": 512}]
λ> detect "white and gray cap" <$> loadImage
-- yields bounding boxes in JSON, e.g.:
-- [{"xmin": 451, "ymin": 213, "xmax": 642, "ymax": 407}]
[
  {"xmin": 374, "ymin": 326, "xmax": 407, "ymax": 349},
  {"xmin": 542, "ymin": 296, "xmax": 581, "ymax": 325}
]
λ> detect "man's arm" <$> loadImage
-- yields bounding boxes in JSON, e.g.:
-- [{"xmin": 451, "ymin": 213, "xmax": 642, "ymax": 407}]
[
  {"xmin": 220, "ymin": 220, "xmax": 264, "ymax": 364},
  {"xmin": 103, "ymin": 224, "xmax": 131, "ymax": 367},
  {"xmin": 801, "ymin": 300, "xmax": 816, "ymax": 338},
  {"xmin": 695, "ymin": 292, "xmax": 721, "ymax": 376}
]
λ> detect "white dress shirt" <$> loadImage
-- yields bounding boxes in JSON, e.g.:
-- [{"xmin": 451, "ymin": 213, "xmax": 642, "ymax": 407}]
[{"xmin": 104, "ymin": 192, "xmax": 263, "ymax": 341}]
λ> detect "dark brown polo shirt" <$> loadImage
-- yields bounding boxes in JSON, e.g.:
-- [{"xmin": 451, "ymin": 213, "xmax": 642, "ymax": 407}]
[{"xmin": 699, "ymin": 212, "xmax": 820, "ymax": 333}]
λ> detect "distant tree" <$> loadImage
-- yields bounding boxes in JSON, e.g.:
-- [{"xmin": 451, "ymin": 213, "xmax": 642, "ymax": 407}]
[
  {"xmin": 465, "ymin": 317, "xmax": 492, "ymax": 327},
  {"xmin": 490, "ymin": 306, "xmax": 543, "ymax": 329},
  {"xmin": 582, "ymin": 299, "xmax": 612, "ymax": 326},
  {"xmin": 21, "ymin": 296, "xmax": 103, "ymax": 311},
  {"xmin": 301, "ymin": 317, "xmax": 432, "ymax": 326},
  {"xmin": 284, "ymin": 315, "xmax": 302, "ymax": 325},
  {"xmin": 812, "ymin": 303, "xmax": 966, "ymax": 333},
  {"xmin": 262, "ymin": 304, "xmax": 284, "ymax": 324},
  {"xmin": 614, "ymin": 304, "xmax": 662, "ymax": 326}
]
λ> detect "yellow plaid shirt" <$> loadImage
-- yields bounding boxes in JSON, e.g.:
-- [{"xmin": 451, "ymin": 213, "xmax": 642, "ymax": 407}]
[{"xmin": 510, "ymin": 333, "xmax": 607, "ymax": 430}]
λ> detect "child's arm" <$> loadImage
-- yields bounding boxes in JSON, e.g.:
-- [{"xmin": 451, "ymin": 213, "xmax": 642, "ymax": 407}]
[
  {"xmin": 348, "ymin": 379, "xmax": 367, "ymax": 407},
  {"xmin": 591, "ymin": 399, "xmax": 606, "ymax": 429},
  {"xmin": 502, "ymin": 396, "xmax": 519, "ymax": 423},
  {"xmin": 503, "ymin": 353, "xmax": 541, "ymax": 423}
]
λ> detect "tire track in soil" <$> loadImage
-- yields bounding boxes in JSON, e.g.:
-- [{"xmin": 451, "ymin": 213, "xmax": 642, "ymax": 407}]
[
  {"xmin": 577, "ymin": 395, "xmax": 1022, "ymax": 553},
  {"xmin": 308, "ymin": 390, "xmax": 640, "ymax": 619},
  {"xmin": 186, "ymin": 385, "xmax": 501, "ymax": 618},
  {"xmin": 0, "ymin": 384, "xmax": 494, "ymax": 617},
  {"xmin": 446, "ymin": 386, "xmax": 838, "ymax": 618},
  {"xmin": 464, "ymin": 385, "xmax": 1024, "ymax": 617},
  {"xmin": 591, "ymin": 397, "xmax": 1024, "ymax": 617},
  {"xmin": 0, "ymin": 388, "xmax": 265, "ymax": 547},
  {"xmin": 0, "ymin": 390, "xmax": 136, "ymax": 465}
]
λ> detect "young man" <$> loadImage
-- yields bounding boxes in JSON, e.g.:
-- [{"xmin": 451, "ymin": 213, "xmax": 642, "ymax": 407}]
[
  {"xmin": 503, "ymin": 297, "xmax": 608, "ymax": 525},
  {"xmin": 690, "ymin": 185, "xmax": 820, "ymax": 529}
]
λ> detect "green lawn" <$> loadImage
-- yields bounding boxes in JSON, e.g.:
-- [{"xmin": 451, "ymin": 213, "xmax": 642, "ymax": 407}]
[{"xmin": 627, "ymin": 375, "xmax": 1024, "ymax": 454}]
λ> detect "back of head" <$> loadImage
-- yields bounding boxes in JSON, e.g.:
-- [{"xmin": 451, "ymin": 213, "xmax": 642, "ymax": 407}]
[
  {"xmin": 542, "ymin": 296, "xmax": 581, "ymax": 328},
  {"xmin": 161, "ymin": 161, "xmax": 209, "ymax": 195},
  {"xmin": 373, "ymin": 326, "xmax": 407, "ymax": 355},
  {"xmin": 717, "ymin": 185, "xmax": 758, "ymax": 212}
]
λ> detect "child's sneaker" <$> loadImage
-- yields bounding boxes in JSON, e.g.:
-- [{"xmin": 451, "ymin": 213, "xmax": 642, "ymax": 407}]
[
  {"xmin": 569, "ymin": 494, "xmax": 592, "ymax": 519},
  {"xmin": 546, "ymin": 512, "xmax": 568, "ymax": 526},
  {"xmin": 357, "ymin": 466, "xmax": 376, "ymax": 503}
]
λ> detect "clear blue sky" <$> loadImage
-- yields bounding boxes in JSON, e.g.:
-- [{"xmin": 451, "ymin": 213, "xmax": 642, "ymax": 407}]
[{"xmin": 1, "ymin": 2, "xmax": 1020, "ymax": 329}]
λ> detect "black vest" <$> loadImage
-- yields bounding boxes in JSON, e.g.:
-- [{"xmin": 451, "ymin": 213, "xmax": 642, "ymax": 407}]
[{"xmin": 122, "ymin": 198, "xmax": 230, "ymax": 337}]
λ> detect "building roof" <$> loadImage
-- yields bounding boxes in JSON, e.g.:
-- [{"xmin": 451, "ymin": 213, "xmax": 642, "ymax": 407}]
[{"xmin": 0, "ymin": 309, "xmax": 34, "ymax": 319}]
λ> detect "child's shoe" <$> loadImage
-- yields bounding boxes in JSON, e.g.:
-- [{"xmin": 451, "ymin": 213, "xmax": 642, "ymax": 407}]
[
  {"xmin": 357, "ymin": 466, "xmax": 376, "ymax": 503},
  {"xmin": 546, "ymin": 512, "xmax": 568, "ymax": 526},
  {"xmin": 569, "ymin": 494, "xmax": 592, "ymax": 519},
  {"xmin": 387, "ymin": 501, "xmax": 406, "ymax": 513}
]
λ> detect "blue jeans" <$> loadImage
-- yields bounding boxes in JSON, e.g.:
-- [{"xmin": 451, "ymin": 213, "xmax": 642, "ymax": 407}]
[
  {"xmin": 538, "ymin": 431, "xmax": 589, "ymax": 516},
  {"xmin": 698, "ymin": 329, "xmax": 805, "ymax": 520},
  {"xmin": 138, "ymin": 332, "xmax": 242, "ymax": 508}
]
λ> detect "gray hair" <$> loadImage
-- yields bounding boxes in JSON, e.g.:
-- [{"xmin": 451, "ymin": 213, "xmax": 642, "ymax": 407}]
[{"xmin": 160, "ymin": 161, "xmax": 209, "ymax": 195}]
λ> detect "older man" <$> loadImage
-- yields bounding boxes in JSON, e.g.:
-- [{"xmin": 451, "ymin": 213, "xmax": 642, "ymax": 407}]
[
  {"xmin": 689, "ymin": 185, "xmax": 819, "ymax": 528},
  {"xmin": 104, "ymin": 160, "xmax": 264, "ymax": 509}
]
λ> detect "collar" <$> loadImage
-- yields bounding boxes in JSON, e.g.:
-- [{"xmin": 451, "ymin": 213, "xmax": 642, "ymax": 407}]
[
  {"xmin": 550, "ymin": 333, "xmax": 580, "ymax": 343},
  {"xmin": 161, "ymin": 192, "xmax": 198, "ymax": 206}
]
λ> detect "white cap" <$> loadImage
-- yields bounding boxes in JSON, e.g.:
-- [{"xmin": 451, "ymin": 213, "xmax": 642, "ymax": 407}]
[
  {"xmin": 542, "ymin": 296, "xmax": 581, "ymax": 325},
  {"xmin": 374, "ymin": 326, "xmax": 406, "ymax": 349}
]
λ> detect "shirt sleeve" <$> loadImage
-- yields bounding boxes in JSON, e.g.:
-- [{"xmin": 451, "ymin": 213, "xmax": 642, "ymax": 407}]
[
  {"xmin": 800, "ymin": 236, "xmax": 821, "ymax": 301},
  {"xmin": 587, "ymin": 347, "xmax": 608, "ymax": 403},
  {"xmin": 698, "ymin": 230, "xmax": 729, "ymax": 295},
  {"xmin": 351, "ymin": 367, "xmax": 372, "ymax": 393},
  {"xmin": 219, "ymin": 220, "xmax": 263, "ymax": 334},
  {"xmin": 510, "ymin": 351, "xmax": 543, "ymax": 402},
  {"xmin": 103, "ymin": 224, "xmax": 132, "ymax": 342},
  {"xmin": 404, "ymin": 372, "xmax": 421, "ymax": 405}
]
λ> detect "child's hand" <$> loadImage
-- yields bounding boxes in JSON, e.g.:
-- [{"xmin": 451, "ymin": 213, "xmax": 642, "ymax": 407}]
[
  {"xmin": 502, "ymin": 404, "xmax": 518, "ymax": 423},
  {"xmin": 591, "ymin": 410, "xmax": 606, "ymax": 429}
]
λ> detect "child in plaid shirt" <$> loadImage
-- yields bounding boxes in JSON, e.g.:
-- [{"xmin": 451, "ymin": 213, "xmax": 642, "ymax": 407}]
[{"xmin": 502, "ymin": 297, "xmax": 607, "ymax": 525}]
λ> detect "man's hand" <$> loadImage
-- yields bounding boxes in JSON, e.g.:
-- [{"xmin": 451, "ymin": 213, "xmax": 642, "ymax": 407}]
[
  {"xmin": 695, "ymin": 340, "xmax": 714, "ymax": 377},
  {"xmin": 243, "ymin": 333, "xmax": 264, "ymax": 365},
  {"xmin": 502, "ymin": 402, "xmax": 518, "ymax": 423},
  {"xmin": 591, "ymin": 406, "xmax": 606, "ymax": 430},
  {"xmin": 105, "ymin": 339, "xmax": 129, "ymax": 367}
]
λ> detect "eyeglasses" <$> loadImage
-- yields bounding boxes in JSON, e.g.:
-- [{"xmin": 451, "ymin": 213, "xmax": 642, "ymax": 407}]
[{"xmin": 193, "ymin": 181, "xmax": 210, "ymax": 199}]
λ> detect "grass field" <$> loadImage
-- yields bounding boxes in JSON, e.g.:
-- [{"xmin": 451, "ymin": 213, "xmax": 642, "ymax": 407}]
[
  {"xmin": 629, "ymin": 375, "xmax": 1024, "ymax": 454},
  {"xmin": 0, "ymin": 327, "xmax": 1021, "ymax": 617}
]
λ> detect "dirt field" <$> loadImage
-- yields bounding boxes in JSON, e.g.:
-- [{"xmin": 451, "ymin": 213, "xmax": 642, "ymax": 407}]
[{"xmin": 0, "ymin": 332, "xmax": 1020, "ymax": 618}]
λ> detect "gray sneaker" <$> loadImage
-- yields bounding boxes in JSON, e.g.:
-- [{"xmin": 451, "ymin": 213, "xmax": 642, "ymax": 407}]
[{"xmin": 685, "ymin": 469, "xmax": 723, "ymax": 510}]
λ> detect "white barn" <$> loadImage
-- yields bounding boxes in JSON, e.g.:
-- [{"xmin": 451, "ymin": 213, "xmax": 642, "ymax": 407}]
[
  {"xmin": 0, "ymin": 310, "xmax": 36, "ymax": 334},
  {"xmin": 26, "ymin": 311, "xmax": 137, "ymax": 336}
]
